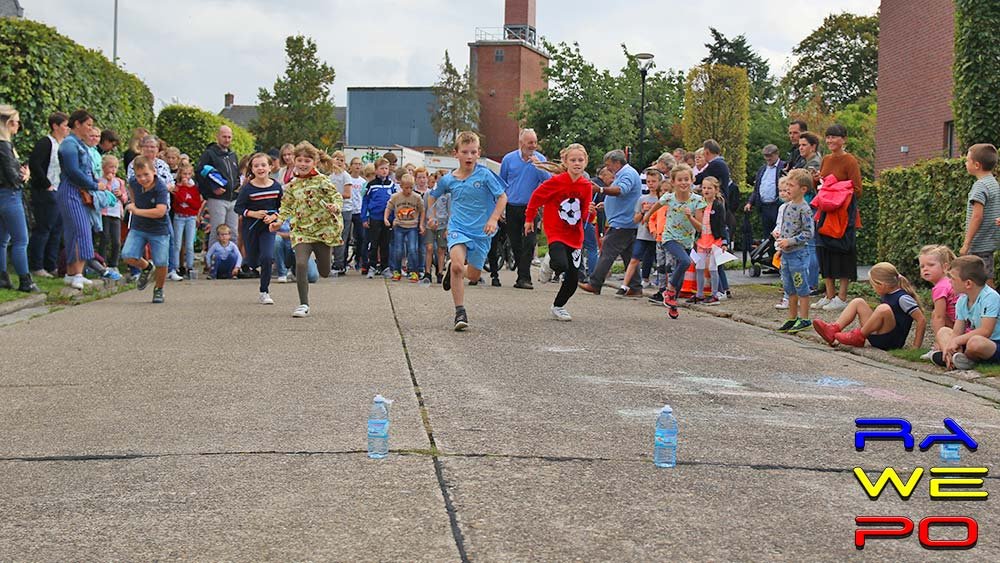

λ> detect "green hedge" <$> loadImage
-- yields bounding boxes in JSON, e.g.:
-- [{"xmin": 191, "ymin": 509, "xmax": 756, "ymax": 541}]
[
  {"xmin": 156, "ymin": 105, "xmax": 255, "ymax": 161},
  {"xmin": 0, "ymin": 18, "xmax": 153, "ymax": 157},
  {"xmin": 856, "ymin": 182, "xmax": 878, "ymax": 266},
  {"xmin": 876, "ymin": 158, "xmax": 996, "ymax": 280},
  {"xmin": 953, "ymin": 0, "xmax": 1000, "ymax": 149}
]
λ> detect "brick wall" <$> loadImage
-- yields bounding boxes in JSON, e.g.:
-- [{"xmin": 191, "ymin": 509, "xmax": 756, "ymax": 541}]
[
  {"xmin": 470, "ymin": 42, "xmax": 548, "ymax": 161},
  {"xmin": 875, "ymin": 0, "xmax": 956, "ymax": 175}
]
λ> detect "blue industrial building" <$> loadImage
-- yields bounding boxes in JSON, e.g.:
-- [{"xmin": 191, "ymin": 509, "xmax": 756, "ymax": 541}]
[{"xmin": 346, "ymin": 87, "xmax": 439, "ymax": 149}]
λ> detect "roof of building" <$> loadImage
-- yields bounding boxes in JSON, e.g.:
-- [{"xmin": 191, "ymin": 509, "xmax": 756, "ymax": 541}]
[{"xmin": 0, "ymin": 0, "xmax": 24, "ymax": 17}]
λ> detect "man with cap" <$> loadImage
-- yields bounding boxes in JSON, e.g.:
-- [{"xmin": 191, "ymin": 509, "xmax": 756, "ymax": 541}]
[{"xmin": 745, "ymin": 144, "xmax": 786, "ymax": 240}]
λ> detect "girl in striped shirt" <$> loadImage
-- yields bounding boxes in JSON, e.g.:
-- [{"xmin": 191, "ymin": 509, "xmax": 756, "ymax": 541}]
[{"xmin": 235, "ymin": 153, "xmax": 283, "ymax": 305}]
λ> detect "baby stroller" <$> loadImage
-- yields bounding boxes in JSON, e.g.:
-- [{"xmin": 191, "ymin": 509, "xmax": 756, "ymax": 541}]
[{"xmin": 746, "ymin": 234, "xmax": 780, "ymax": 277}]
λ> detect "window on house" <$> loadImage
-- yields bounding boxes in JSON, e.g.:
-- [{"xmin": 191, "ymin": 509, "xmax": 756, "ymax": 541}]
[
  {"xmin": 494, "ymin": 49, "xmax": 505, "ymax": 63},
  {"xmin": 944, "ymin": 121, "xmax": 956, "ymax": 158}
]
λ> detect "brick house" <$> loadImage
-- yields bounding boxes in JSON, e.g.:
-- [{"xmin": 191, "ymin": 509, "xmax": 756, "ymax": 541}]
[
  {"xmin": 875, "ymin": 0, "xmax": 958, "ymax": 174},
  {"xmin": 468, "ymin": 0, "xmax": 549, "ymax": 161}
]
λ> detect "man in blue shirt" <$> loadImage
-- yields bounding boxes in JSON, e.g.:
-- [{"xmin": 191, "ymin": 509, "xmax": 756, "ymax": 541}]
[
  {"xmin": 579, "ymin": 149, "xmax": 642, "ymax": 295},
  {"xmin": 499, "ymin": 128, "xmax": 550, "ymax": 289},
  {"xmin": 745, "ymin": 144, "xmax": 785, "ymax": 240}
]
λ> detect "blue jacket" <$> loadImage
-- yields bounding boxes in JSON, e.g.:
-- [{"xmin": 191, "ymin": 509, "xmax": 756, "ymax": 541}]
[
  {"xmin": 57, "ymin": 133, "xmax": 99, "ymax": 191},
  {"xmin": 360, "ymin": 176, "xmax": 397, "ymax": 222}
]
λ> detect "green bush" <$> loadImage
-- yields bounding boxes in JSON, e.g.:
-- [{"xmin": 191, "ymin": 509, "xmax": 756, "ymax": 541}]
[
  {"xmin": 856, "ymin": 182, "xmax": 879, "ymax": 266},
  {"xmin": 0, "ymin": 18, "xmax": 154, "ymax": 157},
  {"xmin": 953, "ymin": 0, "xmax": 1000, "ymax": 149},
  {"xmin": 156, "ymin": 105, "xmax": 255, "ymax": 161},
  {"xmin": 876, "ymin": 158, "xmax": 995, "ymax": 280}
]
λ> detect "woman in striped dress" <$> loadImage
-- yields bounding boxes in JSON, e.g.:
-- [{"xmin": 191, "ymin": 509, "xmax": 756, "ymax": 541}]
[{"xmin": 57, "ymin": 110, "xmax": 100, "ymax": 290}]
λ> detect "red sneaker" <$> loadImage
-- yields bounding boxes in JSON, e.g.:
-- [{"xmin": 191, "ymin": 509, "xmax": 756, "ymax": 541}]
[
  {"xmin": 834, "ymin": 328, "xmax": 866, "ymax": 348},
  {"xmin": 813, "ymin": 319, "xmax": 841, "ymax": 346},
  {"xmin": 663, "ymin": 290, "xmax": 678, "ymax": 308}
]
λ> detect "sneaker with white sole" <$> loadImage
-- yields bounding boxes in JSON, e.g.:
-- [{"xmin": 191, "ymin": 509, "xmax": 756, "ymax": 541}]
[
  {"xmin": 167, "ymin": 270, "xmax": 184, "ymax": 281},
  {"xmin": 774, "ymin": 298, "xmax": 789, "ymax": 310},
  {"xmin": 551, "ymin": 306, "xmax": 573, "ymax": 321},
  {"xmin": 292, "ymin": 304, "xmax": 310, "ymax": 318},
  {"xmin": 822, "ymin": 296, "xmax": 848, "ymax": 311},
  {"xmin": 276, "ymin": 275, "xmax": 289, "ymax": 283},
  {"xmin": 259, "ymin": 292, "xmax": 275, "ymax": 305},
  {"xmin": 811, "ymin": 296, "xmax": 831, "ymax": 309},
  {"xmin": 952, "ymin": 352, "xmax": 976, "ymax": 370},
  {"xmin": 919, "ymin": 350, "xmax": 936, "ymax": 361}
]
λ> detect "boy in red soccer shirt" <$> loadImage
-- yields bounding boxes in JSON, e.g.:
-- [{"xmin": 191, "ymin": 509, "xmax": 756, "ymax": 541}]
[{"xmin": 525, "ymin": 143, "xmax": 592, "ymax": 321}]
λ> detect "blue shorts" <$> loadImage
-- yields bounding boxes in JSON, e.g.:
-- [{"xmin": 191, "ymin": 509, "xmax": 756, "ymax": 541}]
[
  {"xmin": 632, "ymin": 239, "xmax": 657, "ymax": 263},
  {"xmin": 121, "ymin": 229, "xmax": 169, "ymax": 267},
  {"xmin": 448, "ymin": 230, "xmax": 492, "ymax": 270},
  {"xmin": 866, "ymin": 331, "xmax": 908, "ymax": 351},
  {"xmin": 780, "ymin": 248, "xmax": 810, "ymax": 297}
]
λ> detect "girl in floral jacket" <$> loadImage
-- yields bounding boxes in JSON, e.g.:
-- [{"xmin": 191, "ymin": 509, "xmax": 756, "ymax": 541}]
[{"xmin": 271, "ymin": 141, "xmax": 343, "ymax": 318}]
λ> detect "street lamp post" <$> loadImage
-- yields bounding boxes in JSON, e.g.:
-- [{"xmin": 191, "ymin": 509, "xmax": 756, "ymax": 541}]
[
  {"xmin": 634, "ymin": 53, "xmax": 655, "ymax": 167},
  {"xmin": 113, "ymin": 0, "xmax": 119, "ymax": 65}
]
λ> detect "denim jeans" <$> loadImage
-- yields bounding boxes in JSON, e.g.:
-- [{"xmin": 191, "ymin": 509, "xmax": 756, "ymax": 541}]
[
  {"xmin": 172, "ymin": 215, "xmax": 197, "ymax": 271},
  {"xmin": 390, "ymin": 226, "xmax": 420, "ymax": 271},
  {"xmin": 662, "ymin": 240, "xmax": 692, "ymax": 292},
  {"xmin": 0, "ymin": 189, "xmax": 30, "ymax": 275},
  {"xmin": 807, "ymin": 238, "xmax": 820, "ymax": 290},
  {"xmin": 582, "ymin": 222, "xmax": 598, "ymax": 277}
]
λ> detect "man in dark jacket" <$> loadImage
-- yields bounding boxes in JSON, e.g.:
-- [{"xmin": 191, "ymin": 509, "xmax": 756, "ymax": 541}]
[
  {"xmin": 694, "ymin": 139, "xmax": 731, "ymax": 190},
  {"xmin": 27, "ymin": 111, "xmax": 69, "ymax": 278},
  {"xmin": 783, "ymin": 120, "xmax": 807, "ymax": 173},
  {"xmin": 745, "ymin": 144, "xmax": 786, "ymax": 240},
  {"xmin": 197, "ymin": 126, "xmax": 240, "ymax": 247}
]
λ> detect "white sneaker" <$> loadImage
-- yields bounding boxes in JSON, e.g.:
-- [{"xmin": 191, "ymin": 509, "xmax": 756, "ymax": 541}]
[
  {"xmin": 79, "ymin": 275, "xmax": 94, "ymax": 286},
  {"xmin": 919, "ymin": 350, "xmax": 936, "ymax": 361},
  {"xmin": 63, "ymin": 275, "xmax": 76, "ymax": 286},
  {"xmin": 259, "ymin": 292, "xmax": 274, "ymax": 305},
  {"xmin": 551, "ymin": 306, "xmax": 573, "ymax": 321},
  {"xmin": 276, "ymin": 275, "xmax": 289, "ymax": 283},
  {"xmin": 952, "ymin": 352, "xmax": 976, "ymax": 370},
  {"xmin": 292, "ymin": 304, "xmax": 310, "ymax": 318},
  {"xmin": 167, "ymin": 271, "xmax": 183, "ymax": 281},
  {"xmin": 32, "ymin": 269, "xmax": 54, "ymax": 278},
  {"xmin": 822, "ymin": 296, "xmax": 848, "ymax": 311},
  {"xmin": 811, "ymin": 296, "xmax": 831, "ymax": 309},
  {"xmin": 774, "ymin": 298, "xmax": 789, "ymax": 310},
  {"xmin": 716, "ymin": 292, "xmax": 728, "ymax": 301},
  {"xmin": 366, "ymin": 269, "xmax": 375, "ymax": 279},
  {"xmin": 69, "ymin": 277, "xmax": 85, "ymax": 290}
]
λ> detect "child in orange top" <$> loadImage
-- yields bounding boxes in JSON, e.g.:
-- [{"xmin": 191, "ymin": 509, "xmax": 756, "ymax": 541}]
[{"xmin": 525, "ymin": 143, "xmax": 592, "ymax": 322}]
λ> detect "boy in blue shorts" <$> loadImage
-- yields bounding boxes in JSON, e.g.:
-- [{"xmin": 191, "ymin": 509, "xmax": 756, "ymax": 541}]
[
  {"xmin": 427, "ymin": 131, "xmax": 508, "ymax": 331},
  {"xmin": 934, "ymin": 255, "xmax": 1000, "ymax": 370},
  {"xmin": 121, "ymin": 156, "xmax": 170, "ymax": 303}
]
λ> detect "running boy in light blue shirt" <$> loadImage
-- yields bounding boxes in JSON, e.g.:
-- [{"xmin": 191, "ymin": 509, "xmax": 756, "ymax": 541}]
[{"xmin": 427, "ymin": 131, "xmax": 508, "ymax": 331}]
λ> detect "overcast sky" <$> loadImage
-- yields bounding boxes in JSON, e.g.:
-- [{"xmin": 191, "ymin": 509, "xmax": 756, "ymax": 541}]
[{"xmin": 25, "ymin": 0, "xmax": 879, "ymax": 113}]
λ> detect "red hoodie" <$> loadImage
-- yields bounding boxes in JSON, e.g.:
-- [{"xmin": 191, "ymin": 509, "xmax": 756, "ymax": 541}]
[
  {"xmin": 173, "ymin": 179, "xmax": 204, "ymax": 217},
  {"xmin": 525, "ymin": 172, "xmax": 593, "ymax": 249}
]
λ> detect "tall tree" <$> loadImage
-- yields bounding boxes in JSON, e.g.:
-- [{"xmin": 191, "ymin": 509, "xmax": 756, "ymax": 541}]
[
  {"xmin": 682, "ymin": 64, "xmax": 751, "ymax": 187},
  {"xmin": 702, "ymin": 28, "xmax": 773, "ymax": 103},
  {"xmin": 782, "ymin": 12, "xmax": 879, "ymax": 111},
  {"xmin": 251, "ymin": 35, "xmax": 341, "ymax": 151},
  {"xmin": 516, "ymin": 40, "xmax": 684, "ymax": 169},
  {"xmin": 431, "ymin": 50, "xmax": 479, "ymax": 148}
]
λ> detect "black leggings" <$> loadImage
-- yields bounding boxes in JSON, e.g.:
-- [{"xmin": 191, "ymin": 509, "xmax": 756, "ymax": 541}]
[
  {"xmin": 367, "ymin": 221, "xmax": 390, "ymax": 271},
  {"xmin": 242, "ymin": 225, "xmax": 275, "ymax": 293},
  {"xmin": 548, "ymin": 242, "xmax": 580, "ymax": 307}
]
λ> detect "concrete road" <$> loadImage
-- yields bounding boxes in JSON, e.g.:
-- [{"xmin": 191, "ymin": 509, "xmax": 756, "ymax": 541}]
[{"xmin": 1, "ymin": 272, "xmax": 998, "ymax": 561}]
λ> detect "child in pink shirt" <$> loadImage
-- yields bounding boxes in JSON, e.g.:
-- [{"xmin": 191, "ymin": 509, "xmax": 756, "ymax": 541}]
[{"xmin": 919, "ymin": 245, "xmax": 958, "ymax": 360}]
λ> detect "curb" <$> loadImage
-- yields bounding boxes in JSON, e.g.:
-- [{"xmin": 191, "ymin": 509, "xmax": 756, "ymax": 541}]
[{"xmin": 0, "ymin": 294, "xmax": 46, "ymax": 318}]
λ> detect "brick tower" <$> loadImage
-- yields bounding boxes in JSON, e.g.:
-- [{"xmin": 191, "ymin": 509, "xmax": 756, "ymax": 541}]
[{"xmin": 469, "ymin": 0, "xmax": 549, "ymax": 161}]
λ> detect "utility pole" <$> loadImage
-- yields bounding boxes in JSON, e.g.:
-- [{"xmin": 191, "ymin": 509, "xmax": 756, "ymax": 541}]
[{"xmin": 113, "ymin": 0, "xmax": 119, "ymax": 65}]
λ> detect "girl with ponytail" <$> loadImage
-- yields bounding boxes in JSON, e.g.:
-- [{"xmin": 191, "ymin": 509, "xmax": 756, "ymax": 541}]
[{"xmin": 814, "ymin": 262, "xmax": 926, "ymax": 350}]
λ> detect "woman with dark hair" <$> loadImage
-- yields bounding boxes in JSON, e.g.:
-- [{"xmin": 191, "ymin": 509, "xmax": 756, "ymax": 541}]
[
  {"xmin": 0, "ymin": 105, "xmax": 40, "ymax": 292},
  {"xmin": 57, "ymin": 109, "xmax": 101, "ymax": 290},
  {"xmin": 811, "ymin": 124, "xmax": 863, "ymax": 312}
]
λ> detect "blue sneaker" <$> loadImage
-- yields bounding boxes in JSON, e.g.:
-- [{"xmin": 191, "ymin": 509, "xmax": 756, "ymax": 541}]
[{"xmin": 102, "ymin": 269, "xmax": 122, "ymax": 281}]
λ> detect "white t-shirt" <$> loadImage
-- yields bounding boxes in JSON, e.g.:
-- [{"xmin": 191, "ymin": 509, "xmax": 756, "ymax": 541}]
[
  {"xmin": 348, "ymin": 175, "xmax": 364, "ymax": 214},
  {"xmin": 329, "ymin": 170, "xmax": 353, "ymax": 213}
]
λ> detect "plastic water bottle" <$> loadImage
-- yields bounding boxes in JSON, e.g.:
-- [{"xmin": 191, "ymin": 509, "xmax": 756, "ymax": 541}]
[
  {"xmin": 654, "ymin": 405, "xmax": 678, "ymax": 468},
  {"xmin": 940, "ymin": 442, "xmax": 961, "ymax": 463},
  {"xmin": 367, "ymin": 395, "xmax": 392, "ymax": 459}
]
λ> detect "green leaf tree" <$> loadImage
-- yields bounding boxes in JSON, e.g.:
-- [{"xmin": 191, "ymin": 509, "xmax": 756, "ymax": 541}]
[
  {"xmin": 431, "ymin": 50, "xmax": 479, "ymax": 148},
  {"xmin": 515, "ymin": 40, "xmax": 684, "ymax": 169},
  {"xmin": 251, "ymin": 35, "xmax": 341, "ymax": 151},
  {"xmin": 702, "ymin": 28, "xmax": 773, "ymax": 104},
  {"xmin": 782, "ymin": 12, "xmax": 879, "ymax": 111},
  {"xmin": 682, "ymin": 64, "xmax": 751, "ymax": 187},
  {"xmin": 953, "ymin": 0, "xmax": 1000, "ymax": 148}
]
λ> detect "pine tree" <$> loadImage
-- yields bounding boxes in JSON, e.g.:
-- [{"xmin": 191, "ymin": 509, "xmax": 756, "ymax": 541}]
[{"xmin": 431, "ymin": 50, "xmax": 479, "ymax": 148}]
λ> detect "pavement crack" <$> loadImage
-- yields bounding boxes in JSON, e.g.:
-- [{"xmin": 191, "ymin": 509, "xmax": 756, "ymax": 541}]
[{"xmin": 385, "ymin": 282, "xmax": 470, "ymax": 563}]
